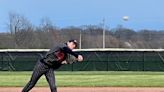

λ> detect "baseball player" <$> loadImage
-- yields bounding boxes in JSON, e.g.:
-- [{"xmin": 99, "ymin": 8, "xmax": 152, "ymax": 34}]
[{"xmin": 22, "ymin": 40, "xmax": 83, "ymax": 92}]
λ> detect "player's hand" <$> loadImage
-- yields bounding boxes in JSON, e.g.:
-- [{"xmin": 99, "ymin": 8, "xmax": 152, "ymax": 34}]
[{"xmin": 77, "ymin": 55, "xmax": 83, "ymax": 62}]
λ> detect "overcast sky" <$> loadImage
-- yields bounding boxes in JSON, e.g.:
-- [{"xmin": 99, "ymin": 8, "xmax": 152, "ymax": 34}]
[{"xmin": 0, "ymin": 0, "xmax": 164, "ymax": 32}]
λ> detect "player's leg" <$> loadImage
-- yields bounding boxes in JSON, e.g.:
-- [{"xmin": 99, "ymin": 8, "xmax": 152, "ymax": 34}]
[
  {"xmin": 22, "ymin": 60, "xmax": 48, "ymax": 92},
  {"xmin": 45, "ymin": 68, "xmax": 57, "ymax": 92}
]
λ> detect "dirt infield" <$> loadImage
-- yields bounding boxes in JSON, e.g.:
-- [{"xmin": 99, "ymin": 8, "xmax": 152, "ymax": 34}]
[{"xmin": 1, "ymin": 87, "xmax": 164, "ymax": 92}]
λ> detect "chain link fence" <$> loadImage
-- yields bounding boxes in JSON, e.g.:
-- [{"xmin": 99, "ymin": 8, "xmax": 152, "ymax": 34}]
[{"xmin": 0, "ymin": 49, "xmax": 164, "ymax": 71}]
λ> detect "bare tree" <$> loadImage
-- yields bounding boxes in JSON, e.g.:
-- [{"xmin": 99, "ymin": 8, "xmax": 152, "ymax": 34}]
[
  {"xmin": 1, "ymin": 12, "xmax": 163, "ymax": 49},
  {"xmin": 7, "ymin": 12, "xmax": 33, "ymax": 48}
]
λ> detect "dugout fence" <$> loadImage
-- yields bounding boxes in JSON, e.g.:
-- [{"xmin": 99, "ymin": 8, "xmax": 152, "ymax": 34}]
[{"xmin": 0, "ymin": 49, "xmax": 164, "ymax": 71}]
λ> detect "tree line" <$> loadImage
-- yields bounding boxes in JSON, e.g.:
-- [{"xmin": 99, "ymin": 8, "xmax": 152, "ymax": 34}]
[{"xmin": 0, "ymin": 13, "xmax": 164, "ymax": 49}]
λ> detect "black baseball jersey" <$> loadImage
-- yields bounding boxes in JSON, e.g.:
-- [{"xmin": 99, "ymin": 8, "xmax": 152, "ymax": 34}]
[{"xmin": 42, "ymin": 43, "xmax": 78, "ymax": 69}]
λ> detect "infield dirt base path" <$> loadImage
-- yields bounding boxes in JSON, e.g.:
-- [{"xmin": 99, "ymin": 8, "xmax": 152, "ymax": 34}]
[{"xmin": 0, "ymin": 87, "xmax": 164, "ymax": 92}]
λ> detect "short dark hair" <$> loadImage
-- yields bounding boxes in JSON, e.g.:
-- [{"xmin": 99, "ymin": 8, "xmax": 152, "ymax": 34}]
[{"xmin": 68, "ymin": 39, "xmax": 78, "ymax": 47}]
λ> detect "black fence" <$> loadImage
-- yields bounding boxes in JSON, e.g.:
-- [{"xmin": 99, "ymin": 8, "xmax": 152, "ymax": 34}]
[{"xmin": 0, "ymin": 49, "xmax": 164, "ymax": 71}]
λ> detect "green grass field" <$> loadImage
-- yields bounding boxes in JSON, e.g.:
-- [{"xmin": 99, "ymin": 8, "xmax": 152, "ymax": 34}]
[{"xmin": 0, "ymin": 71, "xmax": 164, "ymax": 87}]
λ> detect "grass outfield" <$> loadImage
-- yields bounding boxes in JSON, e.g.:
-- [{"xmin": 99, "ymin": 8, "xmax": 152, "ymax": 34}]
[{"xmin": 0, "ymin": 71, "xmax": 164, "ymax": 87}]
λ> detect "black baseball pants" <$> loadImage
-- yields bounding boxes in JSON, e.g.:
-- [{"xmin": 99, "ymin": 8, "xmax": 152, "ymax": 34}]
[{"xmin": 22, "ymin": 60, "xmax": 57, "ymax": 92}]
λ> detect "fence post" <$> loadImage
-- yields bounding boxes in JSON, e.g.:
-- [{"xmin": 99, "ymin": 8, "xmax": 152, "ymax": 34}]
[{"xmin": 143, "ymin": 51, "xmax": 145, "ymax": 71}]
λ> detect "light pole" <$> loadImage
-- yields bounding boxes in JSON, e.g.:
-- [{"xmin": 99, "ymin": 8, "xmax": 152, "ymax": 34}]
[
  {"xmin": 79, "ymin": 29, "xmax": 82, "ymax": 49},
  {"xmin": 102, "ymin": 18, "xmax": 105, "ymax": 48},
  {"xmin": 79, "ymin": 26, "xmax": 86, "ymax": 49}
]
